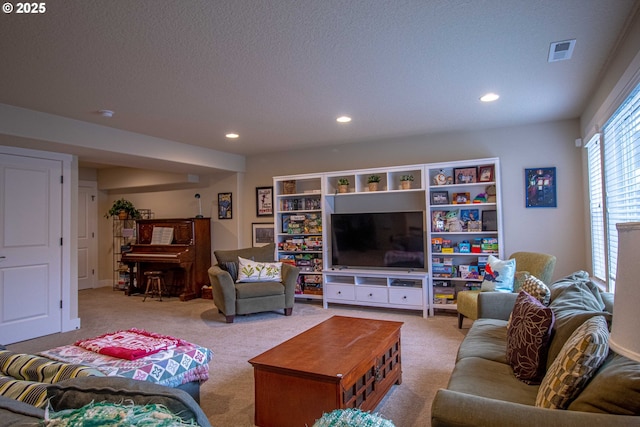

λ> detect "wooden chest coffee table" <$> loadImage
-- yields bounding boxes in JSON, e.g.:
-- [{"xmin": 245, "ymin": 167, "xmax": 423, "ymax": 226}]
[{"xmin": 248, "ymin": 315, "xmax": 403, "ymax": 427}]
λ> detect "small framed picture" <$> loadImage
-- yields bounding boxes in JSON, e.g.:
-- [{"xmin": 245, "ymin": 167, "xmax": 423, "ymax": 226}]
[
  {"xmin": 431, "ymin": 210, "xmax": 447, "ymax": 232},
  {"xmin": 430, "ymin": 191, "xmax": 449, "ymax": 205},
  {"xmin": 252, "ymin": 222, "xmax": 274, "ymax": 247},
  {"xmin": 460, "ymin": 209, "xmax": 480, "ymax": 223},
  {"xmin": 454, "ymin": 167, "xmax": 477, "ymax": 184},
  {"xmin": 256, "ymin": 186, "xmax": 274, "ymax": 216},
  {"xmin": 478, "ymin": 165, "xmax": 495, "ymax": 182},
  {"xmin": 217, "ymin": 192, "xmax": 232, "ymax": 219},
  {"xmin": 482, "ymin": 210, "xmax": 498, "ymax": 231},
  {"xmin": 452, "ymin": 192, "xmax": 470, "ymax": 204}
]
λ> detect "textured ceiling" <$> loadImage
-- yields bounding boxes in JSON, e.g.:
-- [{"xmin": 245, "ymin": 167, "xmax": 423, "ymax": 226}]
[{"xmin": 1, "ymin": 0, "xmax": 638, "ymax": 163}]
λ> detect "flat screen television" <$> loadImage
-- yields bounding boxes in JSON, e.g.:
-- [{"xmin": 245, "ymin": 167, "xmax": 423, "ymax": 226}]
[{"xmin": 330, "ymin": 211, "xmax": 425, "ymax": 270}]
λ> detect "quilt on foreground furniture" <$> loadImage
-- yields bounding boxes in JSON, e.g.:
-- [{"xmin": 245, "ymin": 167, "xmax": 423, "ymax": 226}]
[
  {"xmin": 38, "ymin": 335, "xmax": 212, "ymax": 389},
  {"xmin": 0, "ymin": 376, "xmax": 212, "ymax": 427}
]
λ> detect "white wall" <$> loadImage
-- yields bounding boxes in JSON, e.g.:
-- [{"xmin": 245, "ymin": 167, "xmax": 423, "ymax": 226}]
[{"xmin": 242, "ymin": 119, "xmax": 584, "ymax": 281}]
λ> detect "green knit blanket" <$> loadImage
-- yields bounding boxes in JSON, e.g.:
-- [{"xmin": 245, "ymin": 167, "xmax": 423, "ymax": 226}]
[
  {"xmin": 45, "ymin": 401, "xmax": 201, "ymax": 426},
  {"xmin": 313, "ymin": 408, "xmax": 395, "ymax": 427}
]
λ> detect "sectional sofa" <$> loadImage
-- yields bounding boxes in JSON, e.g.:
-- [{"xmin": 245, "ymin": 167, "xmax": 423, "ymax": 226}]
[{"xmin": 431, "ymin": 271, "xmax": 640, "ymax": 426}]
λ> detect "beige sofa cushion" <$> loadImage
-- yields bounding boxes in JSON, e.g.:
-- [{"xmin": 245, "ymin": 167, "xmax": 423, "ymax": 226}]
[{"xmin": 568, "ymin": 352, "xmax": 640, "ymax": 415}]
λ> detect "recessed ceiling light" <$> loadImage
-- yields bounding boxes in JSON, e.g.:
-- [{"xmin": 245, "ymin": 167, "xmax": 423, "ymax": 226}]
[
  {"xmin": 98, "ymin": 109, "xmax": 114, "ymax": 118},
  {"xmin": 336, "ymin": 116, "xmax": 352, "ymax": 123},
  {"xmin": 480, "ymin": 93, "xmax": 500, "ymax": 102},
  {"xmin": 225, "ymin": 133, "xmax": 239, "ymax": 139}
]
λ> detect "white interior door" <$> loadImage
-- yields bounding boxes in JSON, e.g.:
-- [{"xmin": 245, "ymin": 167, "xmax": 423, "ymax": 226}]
[
  {"xmin": 0, "ymin": 153, "xmax": 62, "ymax": 344},
  {"xmin": 78, "ymin": 182, "xmax": 97, "ymax": 290}
]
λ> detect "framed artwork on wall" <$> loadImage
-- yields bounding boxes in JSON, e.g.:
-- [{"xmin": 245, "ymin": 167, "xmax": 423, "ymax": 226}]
[
  {"xmin": 256, "ymin": 186, "xmax": 274, "ymax": 216},
  {"xmin": 218, "ymin": 192, "xmax": 232, "ymax": 219},
  {"xmin": 525, "ymin": 167, "xmax": 557, "ymax": 208},
  {"xmin": 252, "ymin": 223, "xmax": 274, "ymax": 247}
]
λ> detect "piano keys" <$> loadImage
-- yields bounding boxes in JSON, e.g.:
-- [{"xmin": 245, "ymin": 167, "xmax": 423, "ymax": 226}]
[{"xmin": 122, "ymin": 218, "xmax": 211, "ymax": 301}]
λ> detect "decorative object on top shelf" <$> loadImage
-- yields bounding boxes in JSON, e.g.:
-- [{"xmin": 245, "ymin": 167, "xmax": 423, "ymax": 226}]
[
  {"xmin": 433, "ymin": 169, "xmax": 447, "ymax": 186},
  {"xmin": 337, "ymin": 177, "xmax": 350, "ymax": 193},
  {"xmin": 478, "ymin": 165, "xmax": 495, "ymax": 182},
  {"xmin": 194, "ymin": 193, "xmax": 203, "ymax": 218},
  {"xmin": 454, "ymin": 167, "xmax": 477, "ymax": 184},
  {"xmin": 283, "ymin": 180, "xmax": 297, "ymax": 194},
  {"xmin": 525, "ymin": 167, "xmax": 556, "ymax": 208},
  {"xmin": 218, "ymin": 192, "xmax": 232, "ymax": 219},
  {"xmin": 105, "ymin": 198, "xmax": 141, "ymax": 220},
  {"xmin": 400, "ymin": 174, "xmax": 414, "ymax": 189},
  {"xmin": 367, "ymin": 174, "xmax": 381, "ymax": 191},
  {"xmin": 256, "ymin": 186, "xmax": 274, "ymax": 216}
]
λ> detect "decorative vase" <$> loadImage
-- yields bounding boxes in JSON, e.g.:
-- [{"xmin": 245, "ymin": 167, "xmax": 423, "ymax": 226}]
[
  {"xmin": 401, "ymin": 181, "xmax": 411, "ymax": 190},
  {"xmin": 368, "ymin": 182, "xmax": 378, "ymax": 192},
  {"xmin": 118, "ymin": 211, "xmax": 128, "ymax": 220},
  {"xmin": 338, "ymin": 184, "xmax": 348, "ymax": 193}
]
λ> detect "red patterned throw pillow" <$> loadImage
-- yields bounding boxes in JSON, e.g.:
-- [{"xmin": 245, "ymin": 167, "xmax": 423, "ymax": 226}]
[{"xmin": 506, "ymin": 291, "xmax": 555, "ymax": 384}]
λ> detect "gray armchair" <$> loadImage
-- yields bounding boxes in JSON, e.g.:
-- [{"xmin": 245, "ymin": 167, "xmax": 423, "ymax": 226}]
[{"xmin": 207, "ymin": 243, "xmax": 300, "ymax": 323}]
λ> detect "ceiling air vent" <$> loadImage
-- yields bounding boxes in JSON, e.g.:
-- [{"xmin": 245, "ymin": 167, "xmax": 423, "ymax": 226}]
[{"xmin": 548, "ymin": 39, "xmax": 576, "ymax": 62}]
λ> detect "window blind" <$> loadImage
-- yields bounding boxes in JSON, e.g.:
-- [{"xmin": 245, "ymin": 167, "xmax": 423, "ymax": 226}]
[
  {"xmin": 602, "ymin": 83, "xmax": 640, "ymax": 292},
  {"xmin": 586, "ymin": 134, "xmax": 606, "ymax": 282}
]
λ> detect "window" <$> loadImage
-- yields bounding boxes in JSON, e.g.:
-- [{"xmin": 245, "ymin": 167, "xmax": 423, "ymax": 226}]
[{"xmin": 587, "ymin": 82, "xmax": 640, "ymax": 292}]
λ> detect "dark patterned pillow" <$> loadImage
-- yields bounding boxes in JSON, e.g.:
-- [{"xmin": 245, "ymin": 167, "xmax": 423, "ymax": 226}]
[
  {"xmin": 219, "ymin": 261, "xmax": 238, "ymax": 282},
  {"xmin": 506, "ymin": 291, "xmax": 555, "ymax": 384}
]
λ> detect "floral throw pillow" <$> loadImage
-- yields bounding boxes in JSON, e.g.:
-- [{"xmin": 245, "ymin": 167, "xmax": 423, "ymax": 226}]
[
  {"xmin": 481, "ymin": 255, "xmax": 516, "ymax": 292},
  {"xmin": 236, "ymin": 256, "xmax": 282, "ymax": 283},
  {"xmin": 506, "ymin": 291, "xmax": 555, "ymax": 384}
]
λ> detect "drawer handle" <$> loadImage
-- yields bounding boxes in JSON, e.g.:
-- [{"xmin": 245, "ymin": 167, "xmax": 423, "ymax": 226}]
[
  {"xmin": 403, "ymin": 296, "xmax": 407, "ymax": 300},
  {"xmin": 369, "ymin": 293, "xmax": 373, "ymax": 297},
  {"xmin": 337, "ymin": 291, "xmax": 341, "ymax": 295}
]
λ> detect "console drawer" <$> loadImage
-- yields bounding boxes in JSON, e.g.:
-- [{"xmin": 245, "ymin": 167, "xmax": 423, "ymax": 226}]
[
  {"xmin": 389, "ymin": 287, "xmax": 423, "ymax": 307},
  {"xmin": 356, "ymin": 286, "xmax": 388, "ymax": 303},
  {"xmin": 325, "ymin": 284, "xmax": 355, "ymax": 301}
]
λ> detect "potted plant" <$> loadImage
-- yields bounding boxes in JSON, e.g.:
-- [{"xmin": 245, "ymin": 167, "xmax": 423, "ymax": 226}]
[
  {"xmin": 337, "ymin": 178, "xmax": 349, "ymax": 193},
  {"xmin": 105, "ymin": 198, "xmax": 141, "ymax": 220},
  {"xmin": 400, "ymin": 174, "xmax": 414, "ymax": 189},
  {"xmin": 367, "ymin": 174, "xmax": 381, "ymax": 191}
]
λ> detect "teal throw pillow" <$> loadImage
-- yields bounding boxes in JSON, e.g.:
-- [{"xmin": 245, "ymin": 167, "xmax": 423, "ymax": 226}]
[{"xmin": 481, "ymin": 255, "xmax": 516, "ymax": 292}]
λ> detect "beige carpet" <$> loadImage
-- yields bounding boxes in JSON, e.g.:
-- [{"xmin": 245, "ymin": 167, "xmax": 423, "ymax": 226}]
[{"xmin": 7, "ymin": 287, "xmax": 466, "ymax": 427}]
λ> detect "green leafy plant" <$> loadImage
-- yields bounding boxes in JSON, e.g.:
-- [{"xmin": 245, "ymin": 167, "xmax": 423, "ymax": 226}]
[
  {"xmin": 367, "ymin": 174, "xmax": 381, "ymax": 183},
  {"xmin": 105, "ymin": 198, "xmax": 141, "ymax": 219},
  {"xmin": 400, "ymin": 175, "xmax": 414, "ymax": 181},
  {"xmin": 338, "ymin": 178, "xmax": 350, "ymax": 185}
]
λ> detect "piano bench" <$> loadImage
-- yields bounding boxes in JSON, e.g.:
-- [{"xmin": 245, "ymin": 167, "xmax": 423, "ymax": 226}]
[{"xmin": 143, "ymin": 271, "xmax": 166, "ymax": 302}]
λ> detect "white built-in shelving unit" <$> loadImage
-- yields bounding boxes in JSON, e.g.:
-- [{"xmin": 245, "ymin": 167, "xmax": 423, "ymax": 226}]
[{"xmin": 273, "ymin": 157, "xmax": 503, "ymax": 318}]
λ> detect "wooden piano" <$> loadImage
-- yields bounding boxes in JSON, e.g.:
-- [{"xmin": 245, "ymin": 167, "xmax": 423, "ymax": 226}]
[{"xmin": 122, "ymin": 218, "xmax": 211, "ymax": 301}]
